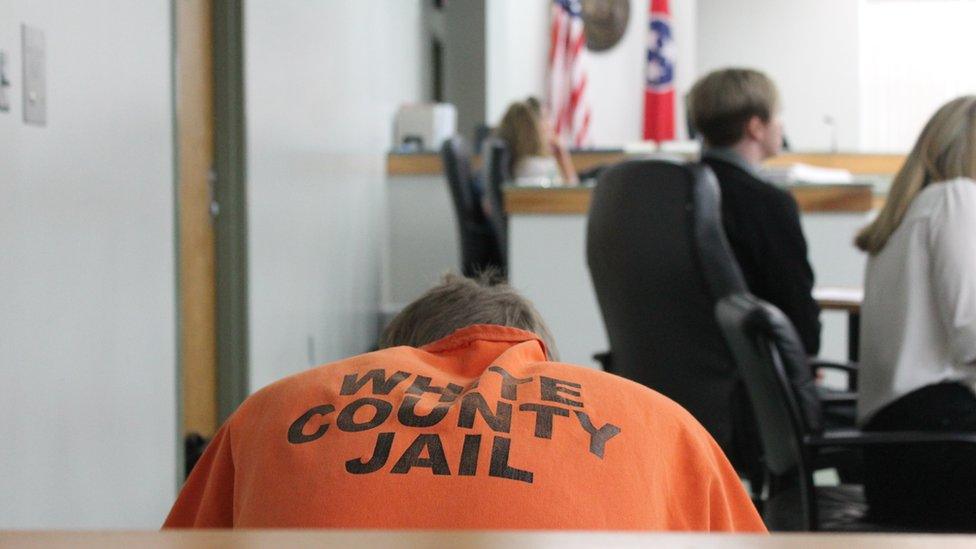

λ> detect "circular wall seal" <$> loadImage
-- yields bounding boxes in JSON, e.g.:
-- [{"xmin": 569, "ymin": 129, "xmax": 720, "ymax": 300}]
[{"xmin": 581, "ymin": 0, "xmax": 630, "ymax": 52}]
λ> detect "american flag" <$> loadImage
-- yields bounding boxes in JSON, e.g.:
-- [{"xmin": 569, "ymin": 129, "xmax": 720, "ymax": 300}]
[{"xmin": 548, "ymin": 0, "xmax": 592, "ymax": 148}]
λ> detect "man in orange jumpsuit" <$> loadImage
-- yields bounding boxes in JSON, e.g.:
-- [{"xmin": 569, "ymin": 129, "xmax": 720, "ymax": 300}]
[{"xmin": 164, "ymin": 274, "xmax": 765, "ymax": 531}]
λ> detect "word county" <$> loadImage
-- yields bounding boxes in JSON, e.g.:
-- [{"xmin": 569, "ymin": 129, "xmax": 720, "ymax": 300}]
[{"xmin": 286, "ymin": 366, "xmax": 621, "ymax": 484}]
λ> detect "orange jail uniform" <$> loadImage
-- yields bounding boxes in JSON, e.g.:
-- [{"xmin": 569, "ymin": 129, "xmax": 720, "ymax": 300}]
[{"xmin": 164, "ymin": 324, "xmax": 766, "ymax": 531}]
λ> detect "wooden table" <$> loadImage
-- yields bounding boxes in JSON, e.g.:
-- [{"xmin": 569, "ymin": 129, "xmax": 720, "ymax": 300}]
[
  {"xmin": 504, "ymin": 184, "xmax": 876, "ymax": 214},
  {"xmin": 814, "ymin": 287, "xmax": 864, "ymax": 362},
  {"xmin": 3, "ymin": 531, "xmax": 976, "ymax": 548}
]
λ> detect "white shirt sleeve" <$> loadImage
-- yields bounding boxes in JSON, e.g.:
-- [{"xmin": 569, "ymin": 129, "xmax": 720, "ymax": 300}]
[
  {"xmin": 928, "ymin": 179, "xmax": 976, "ymax": 366},
  {"xmin": 513, "ymin": 156, "xmax": 561, "ymax": 183}
]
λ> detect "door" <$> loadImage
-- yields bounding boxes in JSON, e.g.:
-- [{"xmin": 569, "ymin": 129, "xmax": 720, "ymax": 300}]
[{"xmin": 176, "ymin": 0, "xmax": 218, "ymax": 469}]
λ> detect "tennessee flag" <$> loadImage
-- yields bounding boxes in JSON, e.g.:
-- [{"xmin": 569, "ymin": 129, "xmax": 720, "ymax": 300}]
[{"xmin": 643, "ymin": 0, "xmax": 675, "ymax": 140}]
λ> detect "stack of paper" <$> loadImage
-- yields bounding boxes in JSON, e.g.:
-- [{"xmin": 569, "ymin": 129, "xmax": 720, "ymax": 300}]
[
  {"xmin": 622, "ymin": 141, "xmax": 658, "ymax": 154},
  {"xmin": 621, "ymin": 140, "xmax": 702, "ymax": 156},
  {"xmin": 763, "ymin": 163, "xmax": 854, "ymax": 184},
  {"xmin": 658, "ymin": 140, "xmax": 702, "ymax": 154}
]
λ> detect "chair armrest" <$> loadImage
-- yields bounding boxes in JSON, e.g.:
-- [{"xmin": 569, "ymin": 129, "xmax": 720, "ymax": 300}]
[
  {"xmin": 816, "ymin": 387, "xmax": 855, "ymax": 403},
  {"xmin": 812, "ymin": 360, "xmax": 858, "ymax": 375},
  {"xmin": 806, "ymin": 428, "xmax": 976, "ymax": 448},
  {"xmin": 817, "ymin": 390, "xmax": 857, "ymax": 408},
  {"xmin": 592, "ymin": 351, "xmax": 612, "ymax": 373},
  {"xmin": 811, "ymin": 359, "xmax": 859, "ymax": 391}
]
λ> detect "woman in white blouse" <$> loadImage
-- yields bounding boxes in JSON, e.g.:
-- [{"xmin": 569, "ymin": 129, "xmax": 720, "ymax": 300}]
[{"xmin": 855, "ymin": 96, "xmax": 976, "ymax": 529}]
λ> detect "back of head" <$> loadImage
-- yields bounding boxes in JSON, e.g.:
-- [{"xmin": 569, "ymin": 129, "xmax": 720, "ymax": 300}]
[
  {"xmin": 855, "ymin": 95, "xmax": 976, "ymax": 254},
  {"xmin": 688, "ymin": 68, "xmax": 779, "ymax": 147},
  {"xmin": 525, "ymin": 95, "xmax": 542, "ymax": 117},
  {"xmin": 495, "ymin": 101, "xmax": 547, "ymax": 170},
  {"xmin": 379, "ymin": 271, "xmax": 558, "ymax": 359}
]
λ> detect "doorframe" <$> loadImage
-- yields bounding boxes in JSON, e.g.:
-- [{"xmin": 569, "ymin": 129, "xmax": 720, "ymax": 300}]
[
  {"xmin": 169, "ymin": 0, "xmax": 183, "ymax": 483},
  {"xmin": 212, "ymin": 0, "xmax": 250, "ymax": 423},
  {"xmin": 171, "ymin": 0, "xmax": 249, "ymax": 485},
  {"xmin": 175, "ymin": 0, "xmax": 219, "ymax": 454}
]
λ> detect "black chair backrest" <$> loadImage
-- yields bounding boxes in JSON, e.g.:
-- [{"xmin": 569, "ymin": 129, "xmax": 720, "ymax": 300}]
[
  {"xmin": 481, "ymin": 137, "xmax": 510, "ymax": 263},
  {"xmin": 586, "ymin": 160, "xmax": 747, "ymax": 454},
  {"xmin": 441, "ymin": 136, "xmax": 503, "ymax": 277},
  {"xmin": 442, "ymin": 136, "xmax": 477, "ymax": 220},
  {"xmin": 715, "ymin": 292, "xmax": 823, "ymax": 530},
  {"xmin": 474, "ymin": 124, "xmax": 493, "ymax": 154}
]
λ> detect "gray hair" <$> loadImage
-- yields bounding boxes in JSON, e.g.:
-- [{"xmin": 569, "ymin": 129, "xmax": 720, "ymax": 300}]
[{"xmin": 379, "ymin": 271, "xmax": 558, "ymax": 360}]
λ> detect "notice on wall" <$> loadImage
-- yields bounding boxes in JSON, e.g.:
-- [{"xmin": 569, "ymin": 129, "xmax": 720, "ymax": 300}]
[
  {"xmin": 0, "ymin": 51, "xmax": 10, "ymax": 113},
  {"xmin": 22, "ymin": 24, "xmax": 45, "ymax": 126}
]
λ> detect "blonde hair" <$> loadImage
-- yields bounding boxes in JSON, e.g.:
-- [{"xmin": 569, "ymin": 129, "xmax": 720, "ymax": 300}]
[
  {"xmin": 688, "ymin": 68, "xmax": 779, "ymax": 147},
  {"xmin": 855, "ymin": 96, "xmax": 976, "ymax": 254},
  {"xmin": 495, "ymin": 100, "xmax": 548, "ymax": 173},
  {"xmin": 379, "ymin": 271, "xmax": 558, "ymax": 359}
]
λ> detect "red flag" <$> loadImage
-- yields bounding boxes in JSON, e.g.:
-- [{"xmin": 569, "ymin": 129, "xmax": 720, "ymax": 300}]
[{"xmin": 643, "ymin": 0, "xmax": 675, "ymax": 140}]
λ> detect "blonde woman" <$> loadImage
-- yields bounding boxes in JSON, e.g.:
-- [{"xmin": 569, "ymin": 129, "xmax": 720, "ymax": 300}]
[
  {"xmin": 855, "ymin": 96, "xmax": 976, "ymax": 529},
  {"xmin": 495, "ymin": 99, "xmax": 578, "ymax": 185}
]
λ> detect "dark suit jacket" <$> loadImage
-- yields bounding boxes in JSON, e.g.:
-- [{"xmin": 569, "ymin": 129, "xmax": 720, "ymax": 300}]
[{"xmin": 703, "ymin": 156, "xmax": 822, "ymax": 355}]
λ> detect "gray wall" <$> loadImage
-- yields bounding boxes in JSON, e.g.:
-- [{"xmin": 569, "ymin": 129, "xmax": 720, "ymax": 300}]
[
  {"xmin": 0, "ymin": 0, "xmax": 177, "ymax": 528},
  {"xmin": 442, "ymin": 0, "xmax": 486, "ymax": 142},
  {"xmin": 245, "ymin": 0, "xmax": 427, "ymax": 392},
  {"xmin": 696, "ymin": 0, "xmax": 862, "ymax": 151}
]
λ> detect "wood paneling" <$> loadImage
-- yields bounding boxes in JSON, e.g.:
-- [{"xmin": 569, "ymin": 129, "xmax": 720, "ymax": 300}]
[
  {"xmin": 387, "ymin": 150, "xmax": 627, "ymax": 176},
  {"xmin": 388, "ymin": 151, "xmax": 905, "ymax": 177},
  {"xmin": 568, "ymin": 150, "xmax": 628, "ymax": 172},
  {"xmin": 790, "ymin": 185, "xmax": 874, "ymax": 212},
  {"xmin": 505, "ymin": 184, "xmax": 874, "ymax": 215},
  {"xmin": 501, "ymin": 187, "xmax": 594, "ymax": 215},
  {"xmin": 764, "ymin": 153, "xmax": 905, "ymax": 175},
  {"xmin": 177, "ymin": 0, "xmax": 217, "ymax": 437},
  {"xmin": 387, "ymin": 153, "xmax": 446, "ymax": 175}
]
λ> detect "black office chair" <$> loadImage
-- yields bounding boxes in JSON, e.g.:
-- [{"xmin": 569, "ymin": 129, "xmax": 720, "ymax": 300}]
[
  {"xmin": 441, "ymin": 136, "xmax": 503, "ymax": 277},
  {"xmin": 473, "ymin": 123, "xmax": 493, "ymax": 155},
  {"xmin": 481, "ymin": 137, "xmax": 510, "ymax": 268},
  {"xmin": 586, "ymin": 160, "xmax": 759, "ymax": 475},
  {"xmin": 716, "ymin": 292, "xmax": 976, "ymax": 531}
]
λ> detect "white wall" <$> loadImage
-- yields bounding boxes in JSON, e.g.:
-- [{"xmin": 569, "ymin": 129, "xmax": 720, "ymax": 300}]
[
  {"xmin": 0, "ymin": 0, "xmax": 177, "ymax": 529},
  {"xmin": 486, "ymin": 0, "xmax": 697, "ymax": 146},
  {"xmin": 485, "ymin": 0, "xmax": 549, "ymax": 127},
  {"xmin": 385, "ymin": 174, "xmax": 459, "ymax": 308},
  {"xmin": 487, "ymin": 1, "xmax": 973, "ymax": 153},
  {"xmin": 245, "ymin": 0, "xmax": 426, "ymax": 392},
  {"xmin": 696, "ymin": 0, "xmax": 862, "ymax": 152},
  {"xmin": 586, "ymin": 0, "xmax": 697, "ymax": 144},
  {"xmin": 859, "ymin": 0, "xmax": 976, "ymax": 152}
]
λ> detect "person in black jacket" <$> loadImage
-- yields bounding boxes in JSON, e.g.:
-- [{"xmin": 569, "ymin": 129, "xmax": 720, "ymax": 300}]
[{"xmin": 688, "ymin": 68, "xmax": 821, "ymax": 355}]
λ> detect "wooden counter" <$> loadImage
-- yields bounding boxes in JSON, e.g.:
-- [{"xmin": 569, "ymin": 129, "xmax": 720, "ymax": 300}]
[
  {"xmin": 387, "ymin": 150, "xmax": 627, "ymax": 176},
  {"xmin": 766, "ymin": 153, "xmax": 904, "ymax": 176},
  {"xmin": 505, "ymin": 184, "xmax": 875, "ymax": 215},
  {"xmin": 383, "ymin": 150, "xmax": 887, "ymax": 312},
  {"xmin": 4, "ymin": 531, "xmax": 976, "ymax": 548},
  {"xmin": 387, "ymin": 151, "xmax": 903, "ymax": 177}
]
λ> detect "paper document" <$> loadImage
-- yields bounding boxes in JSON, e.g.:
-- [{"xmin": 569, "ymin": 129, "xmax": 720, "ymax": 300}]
[
  {"xmin": 763, "ymin": 163, "xmax": 854, "ymax": 184},
  {"xmin": 658, "ymin": 140, "xmax": 701, "ymax": 154},
  {"xmin": 813, "ymin": 286, "xmax": 863, "ymax": 303}
]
